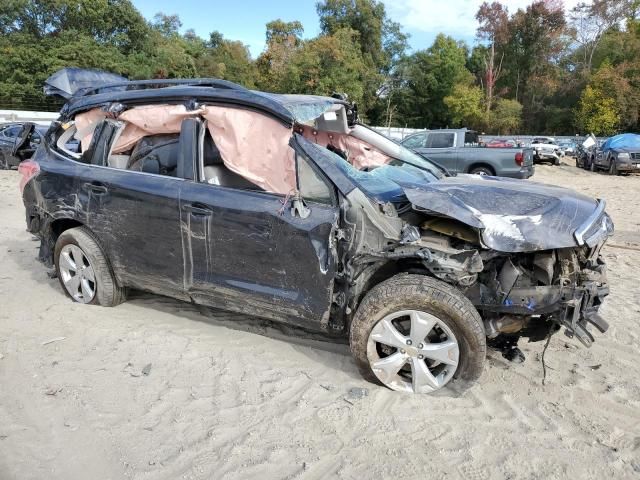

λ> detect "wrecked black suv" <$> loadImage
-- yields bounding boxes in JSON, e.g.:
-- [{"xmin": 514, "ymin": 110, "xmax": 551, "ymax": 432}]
[{"xmin": 20, "ymin": 68, "xmax": 613, "ymax": 394}]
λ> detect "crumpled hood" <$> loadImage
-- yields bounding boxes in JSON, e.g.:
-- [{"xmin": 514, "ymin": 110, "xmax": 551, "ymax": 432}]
[{"xmin": 400, "ymin": 174, "xmax": 608, "ymax": 252}]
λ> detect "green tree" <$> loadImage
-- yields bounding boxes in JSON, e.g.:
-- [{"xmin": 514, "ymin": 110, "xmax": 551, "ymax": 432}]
[
  {"xmin": 396, "ymin": 34, "xmax": 472, "ymax": 128},
  {"xmin": 256, "ymin": 19, "xmax": 305, "ymax": 92},
  {"xmin": 196, "ymin": 31, "xmax": 257, "ymax": 87},
  {"xmin": 501, "ymin": 2, "xmax": 566, "ymax": 130},
  {"xmin": 265, "ymin": 19, "xmax": 304, "ymax": 46},
  {"xmin": 279, "ymin": 28, "xmax": 367, "ymax": 106},
  {"xmin": 316, "ymin": 0, "xmax": 408, "ymax": 120},
  {"xmin": 575, "ymin": 84, "xmax": 620, "ymax": 135},
  {"xmin": 490, "ymin": 98, "xmax": 522, "ymax": 134},
  {"xmin": 444, "ymin": 84, "xmax": 484, "ymax": 129}
]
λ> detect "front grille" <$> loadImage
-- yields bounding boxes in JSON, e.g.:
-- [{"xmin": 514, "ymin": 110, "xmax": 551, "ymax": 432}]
[{"xmin": 631, "ymin": 152, "xmax": 640, "ymax": 160}]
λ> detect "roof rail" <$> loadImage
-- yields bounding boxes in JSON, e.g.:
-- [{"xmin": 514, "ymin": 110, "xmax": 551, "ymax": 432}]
[{"xmin": 75, "ymin": 78, "xmax": 248, "ymax": 97}]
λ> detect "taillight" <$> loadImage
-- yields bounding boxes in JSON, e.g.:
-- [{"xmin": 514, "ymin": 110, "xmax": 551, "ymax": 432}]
[
  {"xmin": 18, "ymin": 160, "xmax": 40, "ymax": 193},
  {"xmin": 515, "ymin": 152, "xmax": 524, "ymax": 166}
]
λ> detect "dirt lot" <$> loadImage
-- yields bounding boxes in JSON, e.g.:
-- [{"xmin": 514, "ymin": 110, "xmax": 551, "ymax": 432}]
[{"xmin": 1, "ymin": 163, "xmax": 639, "ymax": 480}]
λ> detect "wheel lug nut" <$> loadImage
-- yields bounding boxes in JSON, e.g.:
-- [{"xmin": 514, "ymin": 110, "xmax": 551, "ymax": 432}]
[
  {"xmin": 400, "ymin": 349, "xmax": 406, "ymax": 354},
  {"xmin": 418, "ymin": 354, "xmax": 424, "ymax": 360},
  {"xmin": 406, "ymin": 340, "xmax": 412, "ymax": 346},
  {"xmin": 418, "ymin": 343, "xmax": 423, "ymax": 349}
]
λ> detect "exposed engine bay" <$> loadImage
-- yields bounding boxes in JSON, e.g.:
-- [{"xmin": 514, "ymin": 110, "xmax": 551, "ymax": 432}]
[{"xmin": 331, "ymin": 187, "xmax": 611, "ymax": 362}]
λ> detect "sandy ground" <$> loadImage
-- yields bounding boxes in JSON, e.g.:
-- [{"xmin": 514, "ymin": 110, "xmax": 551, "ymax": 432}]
[{"xmin": 0, "ymin": 162, "xmax": 639, "ymax": 480}]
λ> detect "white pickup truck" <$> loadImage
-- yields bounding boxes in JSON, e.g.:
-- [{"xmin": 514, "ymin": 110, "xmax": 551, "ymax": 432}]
[{"xmin": 530, "ymin": 137, "xmax": 562, "ymax": 165}]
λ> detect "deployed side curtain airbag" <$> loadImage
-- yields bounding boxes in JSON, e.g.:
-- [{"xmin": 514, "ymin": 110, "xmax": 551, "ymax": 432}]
[
  {"xmin": 72, "ymin": 104, "xmax": 296, "ymax": 194},
  {"xmin": 201, "ymin": 106, "xmax": 295, "ymax": 194},
  {"xmin": 74, "ymin": 108, "xmax": 108, "ymax": 151},
  {"xmin": 73, "ymin": 104, "xmax": 203, "ymax": 153},
  {"xmin": 300, "ymin": 126, "xmax": 389, "ymax": 169}
]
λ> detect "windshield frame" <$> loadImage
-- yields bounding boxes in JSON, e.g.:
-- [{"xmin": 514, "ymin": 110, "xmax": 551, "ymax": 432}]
[{"xmin": 352, "ymin": 124, "xmax": 445, "ymax": 180}]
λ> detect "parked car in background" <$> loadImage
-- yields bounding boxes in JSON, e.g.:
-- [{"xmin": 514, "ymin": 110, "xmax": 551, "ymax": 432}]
[
  {"xmin": 530, "ymin": 137, "xmax": 561, "ymax": 165},
  {"xmin": 0, "ymin": 122, "xmax": 48, "ymax": 169},
  {"xmin": 485, "ymin": 138, "xmax": 516, "ymax": 148},
  {"xmin": 592, "ymin": 133, "xmax": 640, "ymax": 175},
  {"xmin": 558, "ymin": 140, "xmax": 576, "ymax": 157},
  {"xmin": 575, "ymin": 134, "xmax": 598, "ymax": 170},
  {"xmin": 19, "ymin": 68, "xmax": 613, "ymax": 394},
  {"xmin": 402, "ymin": 128, "xmax": 534, "ymax": 178}
]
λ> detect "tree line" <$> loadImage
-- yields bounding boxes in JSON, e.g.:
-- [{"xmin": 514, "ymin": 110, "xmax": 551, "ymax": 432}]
[{"xmin": 1, "ymin": 0, "xmax": 639, "ymax": 135}]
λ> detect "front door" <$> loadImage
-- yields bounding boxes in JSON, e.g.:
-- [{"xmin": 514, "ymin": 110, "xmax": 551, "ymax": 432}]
[{"xmin": 179, "ymin": 151, "xmax": 339, "ymax": 329}]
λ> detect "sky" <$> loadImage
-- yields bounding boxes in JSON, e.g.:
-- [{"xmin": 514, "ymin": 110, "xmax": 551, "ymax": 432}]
[{"xmin": 132, "ymin": 0, "xmax": 584, "ymax": 58}]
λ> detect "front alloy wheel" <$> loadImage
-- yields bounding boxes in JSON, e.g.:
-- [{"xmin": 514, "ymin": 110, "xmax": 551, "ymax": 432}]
[
  {"xmin": 367, "ymin": 310, "xmax": 459, "ymax": 393},
  {"xmin": 350, "ymin": 274, "xmax": 486, "ymax": 394}
]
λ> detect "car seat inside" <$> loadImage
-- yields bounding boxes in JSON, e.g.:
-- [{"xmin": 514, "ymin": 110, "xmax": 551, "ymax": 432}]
[
  {"xmin": 127, "ymin": 134, "xmax": 180, "ymax": 176},
  {"xmin": 201, "ymin": 130, "xmax": 260, "ymax": 190}
]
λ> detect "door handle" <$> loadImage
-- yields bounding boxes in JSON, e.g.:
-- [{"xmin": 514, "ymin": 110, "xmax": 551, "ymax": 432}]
[
  {"xmin": 83, "ymin": 182, "xmax": 108, "ymax": 194},
  {"xmin": 182, "ymin": 204, "xmax": 212, "ymax": 216}
]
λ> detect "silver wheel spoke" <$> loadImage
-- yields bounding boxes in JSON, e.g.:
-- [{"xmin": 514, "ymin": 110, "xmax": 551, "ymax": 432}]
[
  {"xmin": 70, "ymin": 246, "xmax": 85, "ymax": 267},
  {"xmin": 59, "ymin": 251, "xmax": 77, "ymax": 272},
  {"xmin": 370, "ymin": 318, "xmax": 407, "ymax": 350},
  {"xmin": 66, "ymin": 274, "xmax": 81, "ymax": 296},
  {"xmin": 371, "ymin": 352, "xmax": 408, "ymax": 384},
  {"xmin": 420, "ymin": 340, "xmax": 459, "ymax": 366},
  {"xmin": 80, "ymin": 278, "xmax": 94, "ymax": 299},
  {"xmin": 83, "ymin": 266, "xmax": 95, "ymax": 283},
  {"xmin": 409, "ymin": 311, "xmax": 436, "ymax": 344},
  {"xmin": 411, "ymin": 358, "xmax": 440, "ymax": 393}
]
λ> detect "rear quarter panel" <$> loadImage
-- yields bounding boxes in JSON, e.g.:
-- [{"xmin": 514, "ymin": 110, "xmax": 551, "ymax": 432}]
[{"xmin": 457, "ymin": 147, "xmax": 531, "ymax": 177}]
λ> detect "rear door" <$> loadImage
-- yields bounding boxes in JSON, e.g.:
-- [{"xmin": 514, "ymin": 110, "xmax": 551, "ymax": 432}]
[
  {"xmin": 69, "ymin": 119, "xmax": 186, "ymax": 298},
  {"xmin": 414, "ymin": 132, "xmax": 459, "ymax": 172},
  {"xmin": 179, "ymin": 128, "xmax": 339, "ymax": 329}
]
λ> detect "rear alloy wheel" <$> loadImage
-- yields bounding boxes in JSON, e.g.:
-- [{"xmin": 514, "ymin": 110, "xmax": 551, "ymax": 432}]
[
  {"xmin": 469, "ymin": 166, "xmax": 493, "ymax": 176},
  {"xmin": 350, "ymin": 274, "xmax": 486, "ymax": 394},
  {"xmin": 58, "ymin": 244, "xmax": 97, "ymax": 303},
  {"xmin": 54, "ymin": 227, "xmax": 126, "ymax": 306}
]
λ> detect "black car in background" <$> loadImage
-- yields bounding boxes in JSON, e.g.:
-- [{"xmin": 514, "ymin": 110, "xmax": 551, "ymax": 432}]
[
  {"xmin": 19, "ymin": 68, "xmax": 614, "ymax": 394},
  {"xmin": 0, "ymin": 122, "xmax": 49, "ymax": 169}
]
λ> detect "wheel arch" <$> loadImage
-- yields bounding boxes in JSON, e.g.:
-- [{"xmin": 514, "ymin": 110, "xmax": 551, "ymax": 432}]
[
  {"xmin": 466, "ymin": 162, "xmax": 496, "ymax": 175},
  {"xmin": 347, "ymin": 259, "xmax": 435, "ymax": 328}
]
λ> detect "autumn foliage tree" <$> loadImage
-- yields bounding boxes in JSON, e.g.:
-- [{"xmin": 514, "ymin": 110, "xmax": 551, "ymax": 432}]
[{"xmin": 2, "ymin": 0, "xmax": 640, "ymax": 135}]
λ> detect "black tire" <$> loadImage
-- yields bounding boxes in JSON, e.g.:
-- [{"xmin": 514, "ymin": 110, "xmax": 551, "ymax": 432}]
[
  {"xmin": 553, "ymin": 157, "xmax": 560, "ymax": 166},
  {"xmin": 0, "ymin": 152, "xmax": 7, "ymax": 170},
  {"xmin": 608, "ymin": 159, "xmax": 618, "ymax": 176},
  {"xmin": 590, "ymin": 159, "xmax": 596, "ymax": 172},
  {"xmin": 349, "ymin": 274, "xmax": 486, "ymax": 394},
  {"xmin": 469, "ymin": 166, "xmax": 494, "ymax": 176},
  {"xmin": 54, "ymin": 226, "xmax": 126, "ymax": 307}
]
